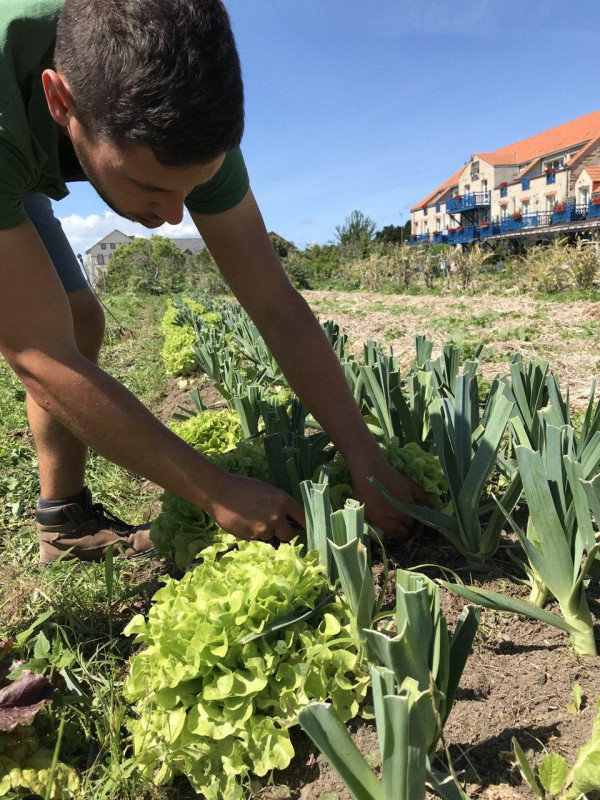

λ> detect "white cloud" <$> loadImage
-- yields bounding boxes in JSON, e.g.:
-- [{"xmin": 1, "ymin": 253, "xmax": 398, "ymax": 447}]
[{"xmin": 58, "ymin": 209, "xmax": 200, "ymax": 254}]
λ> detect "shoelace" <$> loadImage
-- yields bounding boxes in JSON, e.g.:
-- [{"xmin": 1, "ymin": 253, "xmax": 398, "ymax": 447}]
[{"xmin": 90, "ymin": 502, "xmax": 133, "ymax": 534}]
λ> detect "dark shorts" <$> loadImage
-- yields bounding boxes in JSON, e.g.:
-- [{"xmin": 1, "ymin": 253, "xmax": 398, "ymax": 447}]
[{"xmin": 22, "ymin": 194, "xmax": 89, "ymax": 294}]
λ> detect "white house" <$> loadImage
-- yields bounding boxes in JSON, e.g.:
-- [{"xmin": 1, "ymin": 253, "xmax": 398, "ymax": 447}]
[
  {"xmin": 85, "ymin": 230, "xmax": 134, "ymax": 285},
  {"xmin": 84, "ymin": 231, "xmax": 206, "ymax": 285}
]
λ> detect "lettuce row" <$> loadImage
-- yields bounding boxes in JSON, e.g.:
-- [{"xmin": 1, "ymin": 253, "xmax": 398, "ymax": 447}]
[
  {"xmin": 150, "ymin": 441, "xmax": 269, "ymax": 567},
  {"xmin": 161, "ymin": 324, "xmax": 197, "ymax": 376},
  {"xmin": 320, "ymin": 439, "xmax": 448, "ymax": 509},
  {"xmin": 124, "ymin": 541, "xmax": 367, "ymax": 800},
  {"xmin": 160, "ymin": 298, "xmax": 224, "ymax": 376},
  {"xmin": 169, "ymin": 409, "xmax": 242, "ymax": 456}
]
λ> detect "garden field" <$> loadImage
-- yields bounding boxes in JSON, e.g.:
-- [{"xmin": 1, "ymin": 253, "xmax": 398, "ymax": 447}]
[{"xmin": 1, "ymin": 288, "xmax": 599, "ymax": 800}]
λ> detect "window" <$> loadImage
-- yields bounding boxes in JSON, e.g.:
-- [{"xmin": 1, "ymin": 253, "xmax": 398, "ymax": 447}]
[
  {"xmin": 424, "ymin": 207, "xmax": 428, "ymax": 216},
  {"xmin": 546, "ymin": 195, "xmax": 555, "ymax": 212},
  {"xmin": 522, "ymin": 178, "xmax": 531, "ymax": 190},
  {"xmin": 500, "ymin": 186, "xmax": 508, "ymax": 198},
  {"xmin": 543, "ymin": 157, "xmax": 565, "ymax": 172},
  {"xmin": 470, "ymin": 161, "xmax": 480, "ymax": 181},
  {"xmin": 97, "ymin": 255, "xmax": 105, "ymax": 266},
  {"xmin": 482, "ymin": 179, "xmax": 488, "ymax": 193},
  {"xmin": 522, "ymin": 201, "xmax": 530, "ymax": 215},
  {"xmin": 100, "ymin": 243, "xmax": 107, "ymax": 250},
  {"xmin": 500, "ymin": 205, "xmax": 509, "ymax": 219},
  {"xmin": 110, "ymin": 243, "xmax": 116, "ymax": 250},
  {"xmin": 464, "ymin": 184, "xmax": 470, "ymax": 194},
  {"xmin": 580, "ymin": 186, "xmax": 590, "ymax": 206}
]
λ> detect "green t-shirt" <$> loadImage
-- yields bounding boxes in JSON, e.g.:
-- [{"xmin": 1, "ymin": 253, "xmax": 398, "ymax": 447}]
[{"xmin": 0, "ymin": 0, "xmax": 249, "ymax": 230}]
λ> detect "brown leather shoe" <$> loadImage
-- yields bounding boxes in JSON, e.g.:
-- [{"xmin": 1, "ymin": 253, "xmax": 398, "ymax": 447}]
[{"xmin": 36, "ymin": 488, "xmax": 156, "ymax": 565}]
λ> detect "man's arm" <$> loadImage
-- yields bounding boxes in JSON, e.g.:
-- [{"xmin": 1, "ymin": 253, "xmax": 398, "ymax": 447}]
[
  {"xmin": 0, "ymin": 219, "xmax": 304, "ymax": 541},
  {"xmin": 192, "ymin": 190, "xmax": 430, "ymax": 539}
]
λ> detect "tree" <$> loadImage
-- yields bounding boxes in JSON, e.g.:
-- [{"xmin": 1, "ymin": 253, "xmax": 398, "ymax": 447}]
[
  {"xmin": 268, "ymin": 231, "xmax": 297, "ymax": 259},
  {"xmin": 103, "ymin": 236, "xmax": 187, "ymax": 295},
  {"xmin": 334, "ymin": 210, "xmax": 376, "ymax": 246},
  {"xmin": 374, "ymin": 224, "xmax": 405, "ymax": 244}
]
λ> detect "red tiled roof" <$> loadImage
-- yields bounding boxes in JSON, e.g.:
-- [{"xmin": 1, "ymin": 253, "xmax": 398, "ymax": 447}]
[
  {"xmin": 413, "ymin": 110, "xmax": 600, "ymax": 213},
  {"xmin": 583, "ymin": 165, "xmax": 600, "ymax": 184},
  {"xmin": 411, "ymin": 166, "xmax": 464, "ymax": 212},
  {"xmin": 476, "ymin": 110, "xmax": 600, "ymax": 167}
]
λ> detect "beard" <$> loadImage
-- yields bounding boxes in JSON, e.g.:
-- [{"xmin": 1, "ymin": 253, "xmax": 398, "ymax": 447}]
[{"xmin": 69, "ymin": 133, "xmax": 140, "ymax": 224}]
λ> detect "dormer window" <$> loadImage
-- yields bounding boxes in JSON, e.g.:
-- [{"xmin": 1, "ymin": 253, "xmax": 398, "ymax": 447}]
[{"xmin": 543, "ymin": 156, "xmax": 565, "ymax": 171}]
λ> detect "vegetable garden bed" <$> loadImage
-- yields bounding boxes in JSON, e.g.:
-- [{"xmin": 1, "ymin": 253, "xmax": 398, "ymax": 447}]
[{"xmin": 1, "ymin": 289, "xmax": 600, "ymax": 800}]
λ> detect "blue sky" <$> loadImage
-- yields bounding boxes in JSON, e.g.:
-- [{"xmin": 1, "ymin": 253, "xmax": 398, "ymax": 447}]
[{"xmin": 57, "ymin": 0, "xmax": 600, "ymax": 253}]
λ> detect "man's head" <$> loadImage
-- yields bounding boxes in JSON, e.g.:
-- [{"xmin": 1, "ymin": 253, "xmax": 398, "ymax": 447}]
[{"xmin": 44, "ymin": 0, "xmax": 244, "ymax": 227}]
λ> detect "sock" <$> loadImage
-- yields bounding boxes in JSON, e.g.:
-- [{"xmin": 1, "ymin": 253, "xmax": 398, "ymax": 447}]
[{"xmin": 38, "ymin": 486, "xmax": 88, "ymax": 509}]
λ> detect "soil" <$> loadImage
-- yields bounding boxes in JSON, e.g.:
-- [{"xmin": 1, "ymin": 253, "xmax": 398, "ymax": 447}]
[{"xmin": 304, "ymin": 290, "xmax": 600, "ymax": 409}]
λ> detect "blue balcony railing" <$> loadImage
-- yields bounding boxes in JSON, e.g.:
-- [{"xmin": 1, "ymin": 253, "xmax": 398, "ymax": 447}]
[
  {"xmin": 552, "ymin": 204, "xmax": 573, "ymax": 224},
  {"xmin": 589, "ymin": 201, "xmax": 600, "ymax": 218},
  {"xmin": 500, "ymin": 217, "xmax": 523, "ymax": 232},
  {"xmin": 447, "ymin": 226, "xmax": 477, "ymax": 244},
  {"xmin": 446, "ymin": 192, "xmax": 491, "ymax": 213},
  {"xmin": 521, "ymin": 212, "xmax": 539, "ymax": 228}
]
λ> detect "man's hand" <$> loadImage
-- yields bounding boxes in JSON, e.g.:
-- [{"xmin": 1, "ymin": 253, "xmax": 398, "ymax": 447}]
[
  {"xmin": 351, "ymin": 457, "xmax": 434, "ymax": 541},
  {"xmin": 207, "ymin": 473, "xmax": 306, "ymax": 543}
]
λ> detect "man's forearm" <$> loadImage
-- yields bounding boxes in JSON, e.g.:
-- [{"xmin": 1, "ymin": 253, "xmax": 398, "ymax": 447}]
[
  {"xmin": 19, "ymin": 350, "xmax": 229, "ymax": 511},
  {"xmin": 253, "ymin": 290, "xmax": 382, "ymax": 472}
]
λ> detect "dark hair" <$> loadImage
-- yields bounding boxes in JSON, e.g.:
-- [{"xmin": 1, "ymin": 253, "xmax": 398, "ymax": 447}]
[{"xmin": 55, "ymin": 0, "xmax": 244, "ymax": 167}]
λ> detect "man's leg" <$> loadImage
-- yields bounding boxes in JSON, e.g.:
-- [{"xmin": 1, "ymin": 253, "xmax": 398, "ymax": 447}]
[
  {"xmin": 20, "ymin": 194, "xmax": 154, "ymax": 562},
  {"xmin": 27, "ymin": 287, "xmax": 105, "ymax": 499}
]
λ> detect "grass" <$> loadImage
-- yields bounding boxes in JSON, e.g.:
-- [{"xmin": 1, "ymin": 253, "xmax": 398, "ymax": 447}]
[
  {"xmin": 0, "ymin": 292, "xmax": 180, "ymax": 799},
  {"xmin": 0, "ymin": 294, "xmax": 167, "ymax": 534}
]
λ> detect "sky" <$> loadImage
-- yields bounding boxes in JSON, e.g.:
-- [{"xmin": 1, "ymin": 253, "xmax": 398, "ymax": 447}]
[{"xmin": 56, "ymin": 0, "xmax": 600, "ymax": 255}]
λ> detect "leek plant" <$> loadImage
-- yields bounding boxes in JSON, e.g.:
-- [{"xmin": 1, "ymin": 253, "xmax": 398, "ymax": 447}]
[
  {"xmin": 542, "ymin": 374, "xmax": 600, "ymax": 458},
  {"xmin": 509, "ymin": 418, "xmax": 600, "ymax": 606},
  {"xmin": 298, "ymin": 570, "xmax": 479, "ymax": 800},
  {"xmin": 423, "ymin": 342, "xmax": 483, "ymax": 400},
  {"xmin": 374, "ymin": 373, "xmax": 515, "ymax": 570},
  {"xmin": 501, "ymin": 355, "xmax": 549, "ymax": 451},
  {"xmin": 300, "ymin": 482, "xmax": 378, "ymax": 629},
  {"xmin": 442, "ymin": 440, "xmax": 599, "ymax": 656},
  {"xmin": 342, "ymin": 342, "xmax": 436, "ymax": 449},
  {"xmin": 322, "ymin": 319, "xmax": 350, "ymax": 361}
]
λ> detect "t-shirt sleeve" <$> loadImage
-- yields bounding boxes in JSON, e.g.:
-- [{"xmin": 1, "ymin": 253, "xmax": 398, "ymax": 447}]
[
  {"xmin": 184, "ymin": 147, "xmax": 249, "ymax": 215},
  {"xmin": 0, "ymin": 136, "xmax": 30, "ymax": 230}
]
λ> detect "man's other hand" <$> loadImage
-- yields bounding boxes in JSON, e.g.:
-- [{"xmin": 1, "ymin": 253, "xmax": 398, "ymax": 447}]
[{"xmin": 351, "ymin": 458, "xmax": 434, "ymax": 541}]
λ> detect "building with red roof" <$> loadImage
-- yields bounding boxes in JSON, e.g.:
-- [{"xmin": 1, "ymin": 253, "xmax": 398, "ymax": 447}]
[{"xmin": 410, "ymin": 110, "xmax": 600, "ymax": 246}]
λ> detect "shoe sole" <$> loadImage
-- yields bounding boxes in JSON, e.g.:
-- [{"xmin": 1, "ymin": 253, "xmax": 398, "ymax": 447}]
[{"xmin": 38, "ymin": 546, "xmax": 157, "ymax": 568}]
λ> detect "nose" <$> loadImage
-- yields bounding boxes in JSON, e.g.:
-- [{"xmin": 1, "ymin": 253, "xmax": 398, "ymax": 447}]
[{"xmin": 150, "ymin": 197, "xmax": 184, "ymax": 226}]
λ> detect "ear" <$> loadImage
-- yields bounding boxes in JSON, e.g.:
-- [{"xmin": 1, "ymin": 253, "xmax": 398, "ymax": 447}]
[{"xmin": 41, "ymin": 69, "xmax": 74, "ymax": 127}]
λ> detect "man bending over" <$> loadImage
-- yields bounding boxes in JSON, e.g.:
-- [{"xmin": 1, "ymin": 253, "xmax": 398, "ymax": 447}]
[{"xmin": 0, "ymin": 0, "xmax": 428, "ymax": 564}]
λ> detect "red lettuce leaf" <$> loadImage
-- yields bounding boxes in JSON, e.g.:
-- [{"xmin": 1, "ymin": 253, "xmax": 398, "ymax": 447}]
[{"xmin": 0, "ymin": 670, "xmax": 54, "ymax": 731}]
